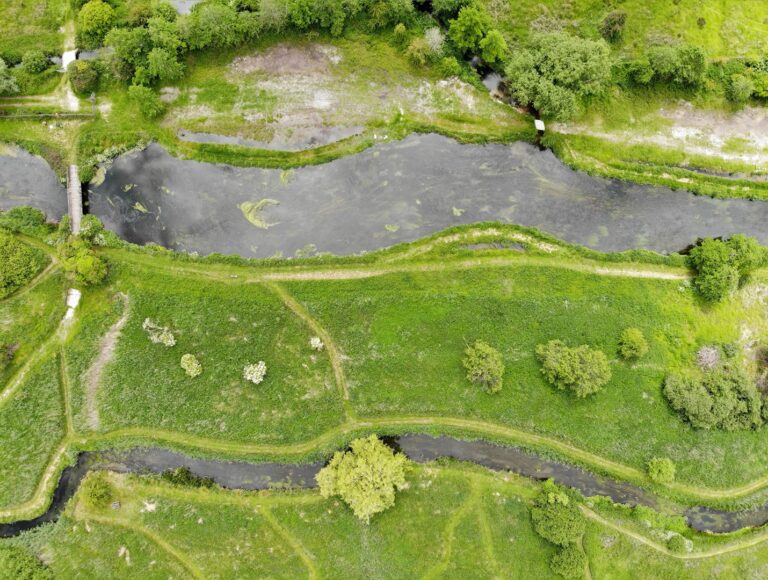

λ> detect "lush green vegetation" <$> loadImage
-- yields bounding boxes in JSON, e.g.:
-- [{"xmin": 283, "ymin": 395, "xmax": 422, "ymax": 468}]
[{"xmin": 0, "ymin": 231, "xmax": 48, "ymax": 298}]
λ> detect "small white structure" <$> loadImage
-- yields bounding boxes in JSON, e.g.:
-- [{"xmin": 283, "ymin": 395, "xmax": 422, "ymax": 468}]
[
  {"xmin": 61, "ymin": 50, "xmax": 78, "ymax": 71},
  {"xmin": 64, "ymin": 289, "xmax": 82, "ymax": 321},
  {"xmin": 534, "ymin": 119, "xmax": 546, "ymax": 132}
]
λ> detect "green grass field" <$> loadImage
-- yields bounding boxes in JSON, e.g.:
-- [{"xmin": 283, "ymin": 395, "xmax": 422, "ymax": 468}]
[
  {"xmin": 483, "ymin": 0, "xmax": 768, "ymax": 59},
  {"xmin": 0, "ymin": 0, "xmax": 67, "ymax": 60}
]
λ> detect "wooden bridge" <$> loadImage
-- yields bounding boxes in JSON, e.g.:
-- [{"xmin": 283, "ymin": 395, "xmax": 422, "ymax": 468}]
[{"xmin": 67, "ymin": 165, "xmax": 82, "ymax": 235}]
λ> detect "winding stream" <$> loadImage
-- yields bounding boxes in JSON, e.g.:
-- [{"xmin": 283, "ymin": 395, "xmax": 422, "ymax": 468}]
[{"xmin": 0, "ymin": 435, "xmax": 764, "ymax": 537}]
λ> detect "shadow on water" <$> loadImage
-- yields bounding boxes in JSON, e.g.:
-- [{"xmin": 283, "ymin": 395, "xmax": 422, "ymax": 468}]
[
  {"xmin": 83, "ymin": 135, "xmax": 768, "ymax": 258},
  {"xmin": 1, "ymin": 436, "xmax": 764, "ymax": 537}
]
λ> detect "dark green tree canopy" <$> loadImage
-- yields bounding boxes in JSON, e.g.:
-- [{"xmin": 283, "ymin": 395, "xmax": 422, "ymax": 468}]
[
  {"xmin": 536, "ymin": 340, "xmax": 612, "ymax": 397},
  {"xmin": 504, "ymin": 32, "xmax": 611, "ymax": 120}
]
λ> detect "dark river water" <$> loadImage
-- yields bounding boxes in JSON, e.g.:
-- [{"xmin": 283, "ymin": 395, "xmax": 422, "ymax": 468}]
[
  {"xmin": 3, "ymin": 135, "xmax": 768, "ymax": 257},
  {"xmin": 0, "ymin": 436, "xmax": 764, "ymax": 537},
  {"xmin": 0, "ymin": 147, "xmax": 67, "ymax": 219},
  {"xmin": 83, "ymin": 135, "xmax": 768, "ymax": 257}
]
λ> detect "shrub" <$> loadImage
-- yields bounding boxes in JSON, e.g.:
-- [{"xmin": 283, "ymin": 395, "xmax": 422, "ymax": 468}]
[
  {"xmin": 310, "ymin": 336, "xmax": 325, "ymax": 351},
  {"xmin": 393, "ymin": 22, "xmax": 408, "ymax": 46},
  {"xmin": 599, "ymin": 10, "xmax": 626, "ymax": 43},
  {"xmin": 82, "ymin": 474, "xmax": 114, "ymax": 509},
  {"xmin": 424, "ymin": 27, "xmax": 445, "ymax": 57},
  {"xmin": 259, "ymin": 0, "xmax": 289, "ymax": 32},
  {"xmin": 663, "ymin": 367, "xmax": 763, "ymax": 431},
  {"xmin": 550, "ymin": 544, "xmax": 586, "ymax": 578},
  {"xmin": 142, "ymin": 318, "xmax": 176, "ymax": 346},
  {"xmin": 504, "ymin": 32, "xmax": 611, "ymax": 120},
  {"xmin": 406, "ymin": 38, "xmax": 429, "ymax": 66},
  {"xmin": 0, "ymin": 545, "xmax": 52, "ymax": 580},
  {"xmin": 128, "ymin": 85, "xmax": 165, "ymax": 119},
  {"xmin": 647, "ymin": 44, "xmax": 706, "ymax": 86},
  {"xmin": 647, "ymin": 457, "xmax": 676, "ymax": 483},
  {"xmin": 0, "ymin": 58, "xmax": 20, "ymax": 96},
  {"xmin": 688, "ymin": 235, "xmax": 763, "ymax": 302},
  {"xmin": 181, "ymin": 354, "xmax": 203, "ymax": 377},
  {"xmin": 463, "ymin": 340, "xmax": 504, "ymax": 393},
  {"xmin": 68, "ymin": 60, "xmax": 99, "ymax": 95},
  {"xmin": 78, "ymin": 215, "xmax": 106, "ymax": 245},
  {"xmin": 449, "ymin": 4, "xmax": 491, "ymax": 53},
  {"xmin": 22, "ymin": 50, "xmax": 50, "ymax": 74},
  {"xmin": 0, "ymin": 231, "xmax": 47, "ymax": 298},
  {"xmin": 161, "ymin": 466, "xmax": 214, "ymax": 488},
  {"xmin": 530, "ymin": 484, "xmax": 585, "ymax": 546},
  {"xmin": 696, "ymin": 345, "xmax": 720, "ymax": 371},
  {"xmin": 618, "ymin": 328, "xmax": 648, "ymax": 360},
  {"xmin": 667, "ymin": 534, "xmax": 687, "ymax": 553},
  {"xmin": 77, "ymin": 0, "xmax": 116, "ymax": 49},
  {"xmin": 726, "ymin": 74, "xmax": 755, "ymax": 104},
  {"xmin": 366, "ymin": 0, "xmax": 415, "ymax": 30},
  {"xmin": 316, "ymin": 435, "xmax": 408, "ymax": 523},
  {"xmin": 244, "ymin": 361, "xmax": 267, "ymax": 384},
  {"xmin": 60, "ymin": 239, "xmax": 108, "ymax": 286},
  {"xmin": 536, "ymin": 340, "xmax": 611, "ymax": 397},
  {"xmin": 439, "ymin": 56, "xmax": 462, "ymax": 76}
]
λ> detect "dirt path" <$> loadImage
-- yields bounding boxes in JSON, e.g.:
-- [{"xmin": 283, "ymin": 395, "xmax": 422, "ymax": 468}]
[
  {"xmin": 261, "ymin": 508, "xmax": 319, "ymax": 579},
  {"xmin": 84, "ymin": 293, "xmax": 129, "ymax": 430},
  {"xmin": 266, "ymin": 282, "xmax": 352, "ymax": 412}
]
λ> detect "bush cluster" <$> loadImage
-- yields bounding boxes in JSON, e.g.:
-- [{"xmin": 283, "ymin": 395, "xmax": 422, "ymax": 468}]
[
  {"xmin": 530, "ymin": 482, "xmax": 587, "ymax": 579},
  {"xmin": 536, "ymin": 340, "xmax": 612, "ymax": 397},
  {"xmin": 68, "ymin": 60, "xmax": 100, "ymax": 95},
  {"xmin": 663, "ymin": 366, "xmax": 763, "ymax": 431},
  {"xmin": 618, "ymin": 328, "xmax": 648, "ymax": 360},
  {"xmin": 60, "ymin": 239, "xmax": 109, "ymax": 286},
  {"xmin": 688, "ymin": 235, "xmax": 763, "ymax": 302}
]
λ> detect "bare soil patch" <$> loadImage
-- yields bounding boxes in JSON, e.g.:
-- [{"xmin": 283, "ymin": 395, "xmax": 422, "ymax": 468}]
[{"xmin": 230, "ymin": 44, "xmax": 340, "ymax": 76}]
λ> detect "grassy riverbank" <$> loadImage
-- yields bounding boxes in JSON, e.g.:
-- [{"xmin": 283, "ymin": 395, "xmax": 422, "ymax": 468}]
[
  {"xmin": 2, "ymin": 223, "xmax": 768, "ymax": 521},
  {"xmin": 8, "ymin": 467, "xmax": 768, "ymax": 578}
]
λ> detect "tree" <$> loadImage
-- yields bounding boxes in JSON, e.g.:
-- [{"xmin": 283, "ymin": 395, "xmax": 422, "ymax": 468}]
[
  {"xmin": 0, "ymin": 230, "xmax": 46, "ymax": 298},
  {"xmin": 316, "ymin": 435, "xmax": 408, "ymax": 523},
  {"xmin": 128, "ymin": 85, "xmax": 165, "ymax": 119},
  {"xmin": 60, "ymin": 239, "xmax": 108, "ymax": 286},
  {"xmin": 647, "ymin": 457, "xmax": 676, "ymax": 483},
  {"xmin": 186, "ymin": 4, "xmax": 242, "ymax": 50},
  {"xmin": 366, "ymin": 0, "xmax": 414, "ymax": 30},
  {"xmin": 504, "ymin": 32, "xmax": 611, "ymax": 120},
  {"xmin": 0, "ymin": 545, "xmax": 52, "ymax": 580},
  {"xmin": 479, "ymin": 29, "xmax": 507, "ymax": 65},
  {"xmin": 599, "ymin": 10, "xmax": 626, "ymax": 43},
  {"xmin": 258, "ymin": 0, "xmax": 289, "ymax": 32},
  {"xmin": 0, "ymin": 58, "xmax": 19, "ymax": 96},
  {"xmin": 147, "ymin": 48, "xmax": 185, "ymax": 82},
  {"xmin": 449, "ymin": 5, "xmax": 491, "ymax": 53},
  {"xmin": 463, "ymin": 339, "xmax": 504, "ymax": 393},
  {"xmin": 663, "ymin": 367, "xmax": 763, "ymax": 431},
  {"xmin": 618, "ymin": 328, "xmax": 649, "ymax": 360},
  {"xmin": 22, "ymin": 50, "xmax": 50, "ymax": 74},
  {"xmin": 688, "ymin": 235, "xmax": 764, "ymax": 302},
  {"xmin": 530, "ymin": 484, "xmax": 585, "ymax": 546},
  {"xmin": 181, "ymin": 354, "xmax": 203, "ymax": 378},
  {"xmin": 536, "ymin": 340, "xmax": 612, "ymax": 397},
  {"xmin": 432, "ymin": 0, "xmax": 471, "ymax": 21},
  {"xmin": 648, "ymin": 44, "xmax": 706, "ymax": 86},
  {"xmin": 77, "ymin": 0, "xmax": 116, "ymax": 49},
  {"xmin": 68, "ymin": 60, "xmax": 99, "ymax": 95},
  {"xmin": 550, "ymin": 545, "xmax": 586, "ymax": 579}
]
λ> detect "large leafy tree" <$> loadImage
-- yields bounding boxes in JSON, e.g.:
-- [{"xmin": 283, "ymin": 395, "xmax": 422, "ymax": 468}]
[
  {"xmin": 504, "ymin": 32, "xmax": 611, "ymax": 120},
  {"xmin": 316, "ymin": 435, "xmax": 408, "ymax": 523},
  {"xmin": 77, "ymin": 0, "xmax": 116, "ymax": 49},
  {"xmin": 448, "ymin": 4, "xmax": 491, "ymax": 53}
]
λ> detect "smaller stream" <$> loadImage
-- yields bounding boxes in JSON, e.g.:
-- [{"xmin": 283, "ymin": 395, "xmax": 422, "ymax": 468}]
[{"xmin": 1, "ymin": 436, "xmax": 765, "ymax": 538}]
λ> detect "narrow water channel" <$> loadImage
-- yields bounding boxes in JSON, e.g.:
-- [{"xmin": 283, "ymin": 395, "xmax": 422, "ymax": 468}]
[{"xmin": 0, "ymin": 436, "xmax": 763, "ymax": 537}]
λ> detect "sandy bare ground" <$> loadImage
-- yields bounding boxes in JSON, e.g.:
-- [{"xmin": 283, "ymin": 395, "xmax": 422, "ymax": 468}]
[
  {"xmin": 555, "ymin": 102, "xmax": 768, "ymax": 167},
  {"xmin": 84, "ymin": 293, "xmax": 129, "ymax": 430}
]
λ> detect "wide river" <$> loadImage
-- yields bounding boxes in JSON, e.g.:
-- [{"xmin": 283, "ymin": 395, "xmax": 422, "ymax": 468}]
[{"xmin": 3, "ymin": 134, "xmax": 768, "ymax": 257}]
